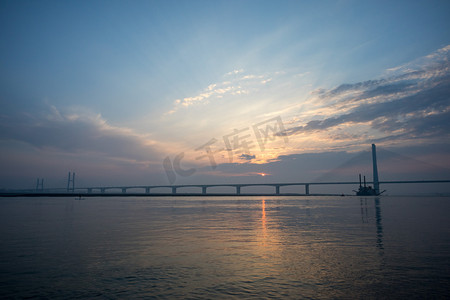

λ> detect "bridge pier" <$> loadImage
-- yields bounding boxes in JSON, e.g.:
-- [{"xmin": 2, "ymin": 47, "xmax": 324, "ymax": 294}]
[
  {"xmin": 305, "ymin": 184, "xmax": 310, "ymax": 195},
  {"xmin": 202, "ymin": 186, "xmax": 207, "ymax": 194},
  {"xmin": 275, "ymin": 185, "xmax": 280, "ymax": 195},
  {"xmin": 172, "ymin": 187, "xmax": 177, "ymax": 194},
  {"xmin": 145, "ymin": 187, "xmax": 150, "ymax": 194},
  {"xmin": 122, "ymin": 188, "xmax": 127, "ymax": 194},
  {"xmin": 236, "ymin": 186, "xmax": 241, "ymax": 195}
]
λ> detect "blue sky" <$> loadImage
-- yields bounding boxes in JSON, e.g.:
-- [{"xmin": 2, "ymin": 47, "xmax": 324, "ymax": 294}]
[{"xmin": 1, "ymin": 0, "xmax": 450, "ymax": 193}]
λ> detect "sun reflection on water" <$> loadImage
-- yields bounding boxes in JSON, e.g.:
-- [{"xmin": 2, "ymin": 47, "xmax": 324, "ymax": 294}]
[{"xmin": 261, "ymin": 198, "xmax": 267, "ymax": 244}]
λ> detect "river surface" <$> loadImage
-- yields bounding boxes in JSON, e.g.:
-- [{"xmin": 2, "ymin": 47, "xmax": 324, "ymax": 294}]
[{"xmin": 1, "ymin": 196, "xmax": 450, "ymax": 299}]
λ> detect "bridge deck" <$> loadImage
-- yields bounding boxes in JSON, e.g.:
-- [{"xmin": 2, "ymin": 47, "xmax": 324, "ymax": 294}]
[{"xmin": 2, "ymin": 180, "xmax": 449, "ymax": 197}]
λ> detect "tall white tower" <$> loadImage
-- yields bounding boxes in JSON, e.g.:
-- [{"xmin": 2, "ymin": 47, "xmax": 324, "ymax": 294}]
[{"xmin": 372, "ymin": 144, "xmax": 380, "ymax": 195}]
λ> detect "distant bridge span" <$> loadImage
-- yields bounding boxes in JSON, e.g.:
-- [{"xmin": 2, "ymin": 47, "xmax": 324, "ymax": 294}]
[
  {"xmin": 73, "ymin": 180, "xmax": 450, "ymax": 196},
  {"xmin": 2, "ymin": 180, "xmax": 450, "ymax": 197}
]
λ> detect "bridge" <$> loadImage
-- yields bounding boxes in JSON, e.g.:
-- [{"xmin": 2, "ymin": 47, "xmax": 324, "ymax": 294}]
[
  {"xmin": 71, "ymin": 182, "xmax": 327, "ymax": 195},
  {"xmin": 2, "ymin": 144, "xmax": 449, "ymax": 197},
  {"xmin": 80, "ymin": 179, "xmax": 450, "ymax": 195},
  {"xmin": 65, "ymin": 180, "xmax": 450, "ymax": 195},
  {"xmin": 2, "ymin": 180, "xmax": 450, "ymax": 197}
]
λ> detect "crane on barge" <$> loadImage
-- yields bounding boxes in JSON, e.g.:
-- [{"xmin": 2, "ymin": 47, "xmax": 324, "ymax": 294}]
[{"xmin": 354, "ymin": 144, "xmax": 385, "ymax": 196}]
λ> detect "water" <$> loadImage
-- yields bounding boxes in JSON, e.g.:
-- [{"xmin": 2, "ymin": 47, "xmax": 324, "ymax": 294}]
[{"xmin": 1, "ymin": 196, "xmax": 450, "ymax": 299}]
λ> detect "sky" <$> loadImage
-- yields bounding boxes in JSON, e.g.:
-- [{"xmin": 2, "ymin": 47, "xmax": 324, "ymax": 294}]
[{"xmin": 1, "ymin": 0, "xmax": 450, "ymax": 194}]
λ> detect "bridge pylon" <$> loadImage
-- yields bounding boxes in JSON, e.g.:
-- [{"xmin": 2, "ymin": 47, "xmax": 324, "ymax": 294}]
[
  {"xmin": 67, "ymin": 172, "xmax": 75, "ymax": 192},
  {"xmin": 36, "ymin": 178, "xmax": 44, "ymax": 191}
]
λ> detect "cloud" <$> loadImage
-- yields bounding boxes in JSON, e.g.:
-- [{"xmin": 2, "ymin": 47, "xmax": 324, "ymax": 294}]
[
  {"xmin": 225, "ymin": 69, "xmax": 244, "ymax": 76},
  {"xmin": 239, "ymin": 154, "xmax": 256, "ymax": 161},
  {"xmin": 0, "ymin": 105, "xmax": 164, "ymax": 164},
  {"xmin": 167, "ymin": 69, "xmax": 274, "ymax": 114},
  {"xmin": 283, "ymin": 45, "xmax": 450, "ymax": 147}
]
